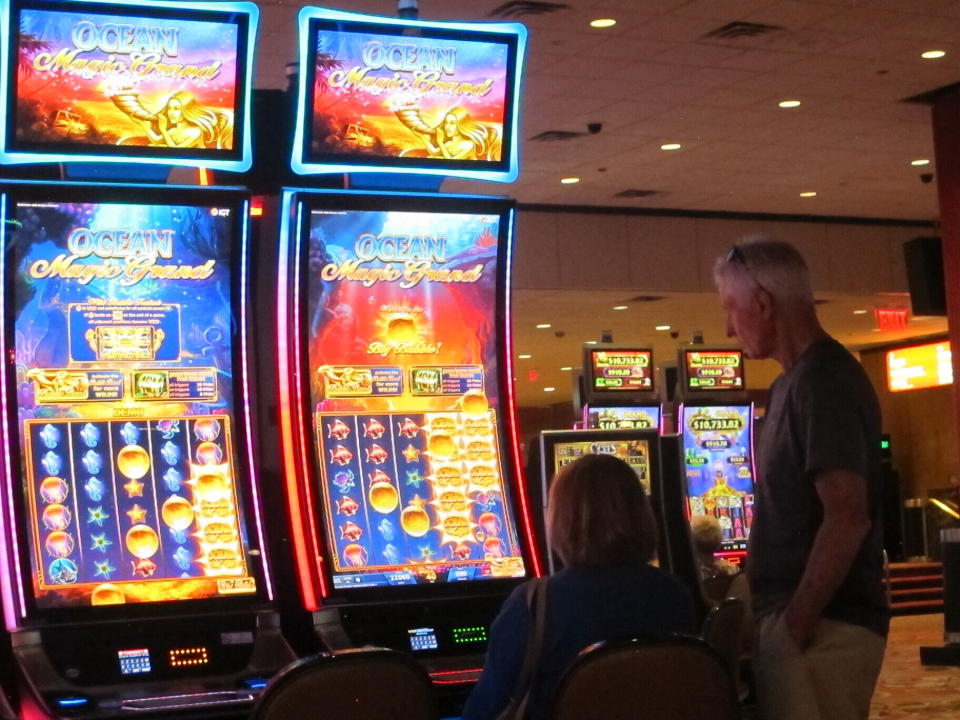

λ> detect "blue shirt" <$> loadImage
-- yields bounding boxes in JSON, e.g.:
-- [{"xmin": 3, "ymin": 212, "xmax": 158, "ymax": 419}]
[{"xmin": 462, "ymin": 563, "xmax": 696, "ymax": 720}]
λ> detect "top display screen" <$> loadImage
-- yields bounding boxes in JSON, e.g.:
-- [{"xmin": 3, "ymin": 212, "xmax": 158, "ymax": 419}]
[
  {"xmin": 587, "ymin": 349, "xmax": 654, "ymax": 393},
  {"xmin": 292, "ymin": 8, "xmax": 524, "ymax": 182},
  {"xmin": 1, "ymin": 0, "xmax": 256, "ymax": 170},
  {"xmin": 886, "ymin": 341, "xmax": 952, "ymax": 392},
  {"xmin": 683, "ymin": 349, "xmax": 745, "ymax": 392},
  {"xmin": 1, "ymin": 184, "xmax": 260, "ymax": 612}
]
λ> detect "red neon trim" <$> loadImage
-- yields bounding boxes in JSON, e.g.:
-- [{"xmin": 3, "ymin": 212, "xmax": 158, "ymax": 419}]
[
  {"xmin": 428, "ymin": 667, "xmax": 483, "ymax": 677},
  {"xmin": 276, "ymin": 229, "xmax": 319, "ymax": 611},
  {"xmin": 431, "ymin": 678, "xmax": 478, "ymax": 686}
]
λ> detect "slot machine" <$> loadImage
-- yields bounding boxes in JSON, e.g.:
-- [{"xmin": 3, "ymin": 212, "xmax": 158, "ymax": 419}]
[
  {"xmin": 676, "ymin": 346, "xmax": 756, "ymax": 568},
  {"xmin": 0, "ymin": 1, "xmax": 294, "ymax": 716},
  {"xmin": 579, "ymin": 345, "xmax": 663, "ymax": 433},
  {"xmin": 274, "ymin": 6, "xmax": 541, "ymax": 696}
]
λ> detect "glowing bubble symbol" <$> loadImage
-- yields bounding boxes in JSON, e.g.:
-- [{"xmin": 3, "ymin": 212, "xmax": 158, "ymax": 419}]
[
  {"xmin": 478, "ymin": 512, "xmax": 501, "ymax": 536},
  {"xmin": 125, "ymin": 524, "xmax": 160, "ymax": 559},
  {"xmin": 483, "ymin": 537, "xmax": 504, "ymax": 558},
  {"xmin": 39, "ymin": 476, "xmax": 69, "ymax": 504},
  {"xmin": 193, "ymin": 418, "xmax": 221, "ymax": 442},
  {"xmin": 48, "ymin": 557, "xmax": 78, "ymax": 584},
  {"xmin": 42, "ymin": 503, "xmax": 72, "ymax": 531},
  {"xmin": 400, "ymin": 497, "xmax": 431, "ymax": 538},
  {"xmin": 343, "ymin": 543, "xmax": 367, "ymax": 567},
  {"xmin": 195, "ymin": 441, "xmax": 223, "ymax": 465},
  {"xmin": 428, "ymin": 434, "xmax": 458, "ymax": 458},
  {"xmin": 117, "ymin": 445, "xmax": 150, "ymax": 480},
  {"xmin": 386, "ymin": 315, "xmax": 418, "ymax": 342},
  {"xmin": 44, "ymin": 531, "xmax": 74, "ymax": 558},
  {"xmin": 91, "ymin": 583, "xmax": 126, "ymax": 606},
  {"xmin": 161, "ymin": 494, "xmax": 195, "ymax": 532},
  {"xmin": 460, "ymin": 390, "xmax": 489, "ymax": 415},
  {"xmin": 368, "ymin": 481, "xmax": 399, "ymax": 514},
  {"xmin": 190, "ymin": 465, "xmax": 231, "ymax": 502}
]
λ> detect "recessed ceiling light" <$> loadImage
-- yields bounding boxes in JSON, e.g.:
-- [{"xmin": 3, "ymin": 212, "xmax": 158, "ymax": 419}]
[
  {"xmin": 660, "ymin": 143, "xmax": 682, "ymax": 151},
  {"xmin": 613, "ymin": 305, "xmax": 628, "ymax": 311},
  {"xmin": 543, "ymin": 387, "xmax": 557, "ymax": 392},
  {"xmin": 518, "ymin": 354, "xmax": 532, "ymax": 359},
  {"xmin": 853, "ymin": 309, "xmax": 868, "ymax": 315},
  {"xmin": 560, "ymin": 366, "xmax": 573, "ymax": 371},
  {"xmin": 560, "ymin": 177, "xmax": 580, "ymax": 184},
  {"xmin": 585, "ymin": 340, "xmax": 598, "ymax": 345},
  {"xmin": 799, "ymin": 191, "xmax": 817, "ymax": 198},
  {"xmin": 911, "ymin": 159, "xmax": 931, "ymax": 166},
  {"xmin": 922, "ymin": 50, "xmax": 946, "ymax": 59},
  {"xmin": 590, "ymin": 18, "xmax": 616, "ymax": 29},
  {"xmin": 536, "ymin": 323, "xmax": 552, "ymax": 329},
  {"xmin": 655, "ymin": 325, "xmax": 672, "ymax": 331},
  {"xmin": 778, "ymin": 99, "xmax": 801, "ymax": 108}
]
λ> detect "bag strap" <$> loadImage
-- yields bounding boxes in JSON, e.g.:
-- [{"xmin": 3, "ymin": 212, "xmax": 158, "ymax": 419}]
[{"xmin": 505, "ymin": 577, "xmax": 549, "ymax": 719}]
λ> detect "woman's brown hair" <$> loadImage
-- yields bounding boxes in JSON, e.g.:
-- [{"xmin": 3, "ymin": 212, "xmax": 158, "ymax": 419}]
[{"xmin": 547, "ymin": 453, "xmax": 658, "ymax": 567}]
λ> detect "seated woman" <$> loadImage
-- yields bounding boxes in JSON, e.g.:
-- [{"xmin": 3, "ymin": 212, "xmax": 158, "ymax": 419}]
[{"xmin": 462, "ymin": 453, "xmax": 696, "ymax": 720}]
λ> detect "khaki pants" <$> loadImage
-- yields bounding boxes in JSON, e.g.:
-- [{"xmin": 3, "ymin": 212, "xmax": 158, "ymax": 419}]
[{"xmin": 753, "ymin": 611, "xmax": 886, "ymax": 720}]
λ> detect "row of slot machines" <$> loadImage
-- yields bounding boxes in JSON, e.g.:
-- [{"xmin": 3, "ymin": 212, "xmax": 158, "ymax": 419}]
[
  {"xmin": 0, "ymin": 2, "xmax": 547, "ymax": 718},
  {"xmin": 532, "ymin": 345, "xmax": 757, "ymax": 574}
]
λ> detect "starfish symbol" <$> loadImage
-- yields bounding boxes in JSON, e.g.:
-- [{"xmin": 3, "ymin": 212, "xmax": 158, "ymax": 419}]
[
  {"xmin": 417, "ymin": 544, "xmax": 436, "ymax": 561},
  {"xmin": 90, "ymin": 533, "xmax": 113, "ymax": 553},
  {"xmin": 126, "ymin": 504, "xmax": 148, "ymax": 523},
  {"xmin": 401, "ymin": 444, "xmax": 421, "ymax": 462},
  {"xmin": 94, "ymin": 560, "xmax": 116, "ymax": 579},
  {"xmin": 406, "ymin": 470, "xmax": 425, "ymax": 487},
  {"xmin": 123, "ymin": 478, "xmax": 144, "ymax": 498},
  {"xmin": 87, "ymin": 506, "xmax": 110, "ymax": 527}
]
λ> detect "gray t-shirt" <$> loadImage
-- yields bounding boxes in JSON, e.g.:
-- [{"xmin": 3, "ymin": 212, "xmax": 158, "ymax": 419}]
[{"xmin": 748, "ymin": 337, "xmax": 889, "ymax": 637}]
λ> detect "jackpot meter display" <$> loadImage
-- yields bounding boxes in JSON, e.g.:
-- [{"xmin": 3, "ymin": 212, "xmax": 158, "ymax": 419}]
[
  {"xmin": 279, "ymin": 190, "xmax": 528, "ymax": 595},
  {"xmin": 683, "ymin": 349, "xmax": 744, "ymax": 391},
  {"xmin": 0, "ymin": 184, "xmax": 261, "ymax": 611},
  {"xmin": 680, "ymin": 404, "xmax": 755, "ymax": 553},
  {"xmin": 587, "ymin": 349, "xmax": 653, "ymax": 393}
]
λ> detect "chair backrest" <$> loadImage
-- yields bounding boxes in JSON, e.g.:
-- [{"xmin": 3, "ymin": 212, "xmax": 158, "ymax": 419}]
[
  {"xmin": 551, "ymin": 634, "xmax": 739, "ymax": 720},
  {"xmin": 701, "ymin": 597, "xmax": 746, "ymax": 681},
  {"xmin": 701, "ymin": 572, "xmax": 738, "ymax": 604},
  {"xmin": 250, "ymin": 647, "xmax": 437, "ymax": 720}
]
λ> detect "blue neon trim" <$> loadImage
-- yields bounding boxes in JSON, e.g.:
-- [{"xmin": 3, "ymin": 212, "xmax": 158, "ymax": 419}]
[
  {"xmin": 0, "ymin": 0, "xmax": 258, "ymax": 171},
  {"xmin": 291, "ymin": 7, "xmax": 526, "ymax": 183},
  {"xmin": 55, "ymin": 697, "xmax": 90, "ymax": 707},
  {"xmin": 243, "ymin": 678, "xmax": 269, "ymax": 690}
]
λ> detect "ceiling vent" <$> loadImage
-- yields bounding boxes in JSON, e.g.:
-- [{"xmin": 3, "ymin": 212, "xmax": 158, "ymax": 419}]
[
  {"xmin": 614, "ymin": 189, "xmax": 661, "ymax": 198},
  {"xmin": 488, "ymin": 1, "xmax": 568, "ymax": 18},
  {"xmin": 626, "ymin": 295, "xmax": 665, "ymax": 303},
  {"xmin": 529, "ymin": 130, "xmax": 586, "ymax": 142},
  {"xmin": 701, "ymin": 21, "xmax": 782, "ymax": 40}
]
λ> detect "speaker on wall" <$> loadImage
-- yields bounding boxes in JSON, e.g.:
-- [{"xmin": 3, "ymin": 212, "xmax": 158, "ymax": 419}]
[{"xmin": 903, "ymin": 236, "xmax": 947, "ymax": 316}]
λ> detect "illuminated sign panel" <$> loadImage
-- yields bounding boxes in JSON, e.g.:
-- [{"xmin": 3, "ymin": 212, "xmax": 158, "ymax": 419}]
[
  {"xmin": 1, "ymin": 0, "xmax": 256, "ymax": 170},
  {"xmin": 684, "ymin": 349, "xmax": 744, "ymax": 391},
  {"xmin": 886, "ymin": 341, "xmax": 953, "ymax": 392},
  {"xmin": 292, "ymin": 7, "xmax": 525, "ymax": 181},
  {"xmin": 3, "ymin": 187, "xmax": 259, "ymax": 610},
  {"xmin": 588, "ymin": 349, "xmax": 653, "ymax": 393}
]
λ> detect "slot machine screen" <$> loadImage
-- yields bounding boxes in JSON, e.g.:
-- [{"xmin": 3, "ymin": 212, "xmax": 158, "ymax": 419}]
[
  {"xmin": 294, "ymin": 191, "xmax": 526, "ymax": 591},
  {"xmin": 680, "ymin": 404, "xmax": 755, "ymax": 553},
  {"xmin": 682, "ymin": 349, "xmax": 744, "ymax": 392},
  {"xmin": 1, "ymin": 184, "xmax": 261, "ymax": 611},
  {"xmin": 292, "ymin": 7, "xmax": 524, "ymax": 182},
  {"xmin": 584, "ymin": 348, "xmax": 653, "ymax": 401},
  {"xmin": 584, "ymin": 406, "xmax": 660, "ymax": 432},
  {"xmin": 549, "ymin": 438, "xmax": 652, "ymax": 496},
  {"xmin": 1, "ymin": 0, "xmax": 256, "ymax": 170}
]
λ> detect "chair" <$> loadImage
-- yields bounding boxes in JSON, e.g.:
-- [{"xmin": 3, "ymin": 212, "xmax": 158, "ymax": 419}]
[
  {"xmin": 700, "ymin": 597, "xmax": 746, "ymax": 682},
  {"xmin": 550, "ymin": 634, "xmax": 740, "ymax": 720},
  {"xmin": 249, "ymin": 647, "xmax": 438, "ymax": 720}
]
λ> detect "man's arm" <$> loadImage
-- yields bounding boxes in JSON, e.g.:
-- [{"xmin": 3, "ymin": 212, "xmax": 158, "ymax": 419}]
[{"xmin": 783, "ymin": 468, "xmax": 871, "ymax": 648}]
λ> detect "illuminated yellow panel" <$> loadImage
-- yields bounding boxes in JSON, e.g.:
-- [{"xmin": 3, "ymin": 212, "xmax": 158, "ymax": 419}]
[
  {"xmin": 886, "ymin": 342, "xmax": 953, "ymax": 392},
  {"xmin": 169, "ymin": 647, "xmax": 210, "ymax": 668}
]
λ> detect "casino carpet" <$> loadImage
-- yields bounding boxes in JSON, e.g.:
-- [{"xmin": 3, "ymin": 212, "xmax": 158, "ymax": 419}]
[{"xmin": 869, "ymin": 613, "xmax": 960, "ymax": 719}]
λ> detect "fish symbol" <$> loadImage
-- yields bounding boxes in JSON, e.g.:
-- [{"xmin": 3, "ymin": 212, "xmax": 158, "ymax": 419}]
[
  {"xmin": 327, "ymin": 419, "xmax": 351, "ymax": 440},
  {"xmin": 84, "ymin": 477, "xmax": 105, "ymax": 502},
  {"xmin": 336, "ymin": 496, "xmax": 359, "ymax": 516},
  {"xmin": 131, "ymin": 557, "xmax": 157, "ymax": 577},
  {"xmin": 41, "ymin": 451, "xmax": 62, "ymax": 476},
  {"xmin": 363, "ymin": 418, "xmax": 386, "ymax": 439},
  {"xmin": 474, "ymin": 491, "xmax": 498, "ymax": 511},
  {"xmin": 365, "ymin": 444, "xmax": 389, "ymax": 464},
  {"xmin": 161, "ymin": 441, "xmax": 180, "ymax": 465},
  {"xmin": 397, "ymin": 418, "xmax": 420, "ymax": 438},
  {"xmin": 368, "ymin": 469, "xmax": 392, "ymax": 485},
  {"xmin": 48, "ymin": 558, "xmax": 78, "ymax": 584},
  {"xmin": 172, "ymin": 546, "xmax": 192, "ymax": 571},
  {"xmin": 382, "ymin": 543, "xmax": 399, "ymax": 564},
  {"xmin": 120, "ymin": 422, "xmax": 140, "ymax": 445},
  {"xmin": 340, "ymin": 521, "xmax": 363, "ymax": 542},
  {"xmin": 39, "ymin": 424, "xmax": 60, "ymax": 449},
  {"xmin": 377, "ymin": 518, "xmax": 395, "ymax": 542},
  {"xmin": 156, "ymin": 419, "xmax": 180, "ymax": 440},
  {"xmin": 163, "ymin": 468, "xmax": 182, "ymax": 492},
  {"xmin": 81, "ymin": 450, "xmax": 102, "ymax": 474},
  {"xmin": 450, "ymin": 542, "xmax": 473, "ymax": 560},
  {"xmin": 332, "ymin": 470, "xmax": 355, "ymax": 494},
  {"xmin": 329, "ymin": 445, "xmax": 354, "ymax": 466},
  {"xmin": 80, "ymin": 423, "xmax": 100, "ymax": 448}
]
